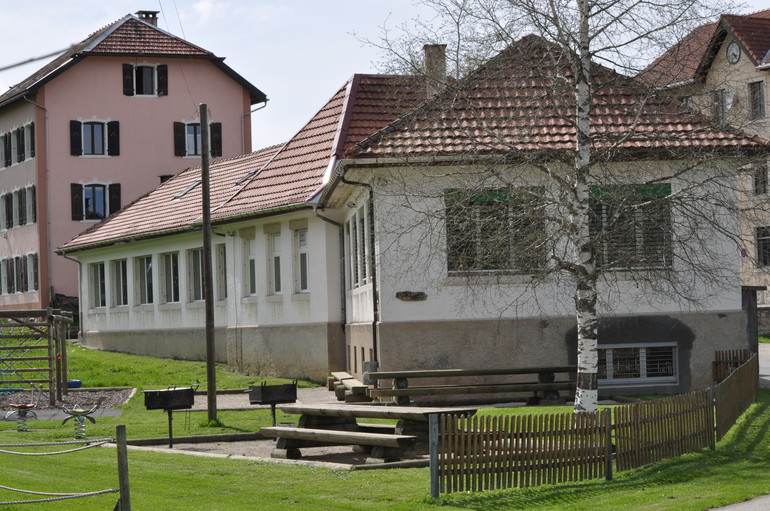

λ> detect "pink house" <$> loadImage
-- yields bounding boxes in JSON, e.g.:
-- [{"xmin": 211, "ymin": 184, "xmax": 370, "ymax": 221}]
[{"xmin": 0, "ymin": 10, "xmax": 265, "ymax": 311}]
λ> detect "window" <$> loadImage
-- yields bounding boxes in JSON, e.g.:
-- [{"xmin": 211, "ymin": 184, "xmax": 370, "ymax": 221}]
[
  {"xmin": 15, "ymin": 127, "xmax": 24, "ymax": 163},
  {"xmin": 90, "ymin": 262, "xmax": 106, "ymax": 308},
  {"xmin": 71, "ymin": 183, "xmax": 121, "ymax": 221},
  {"xmin": 122, "ymin": 63, "xmax": 168, "ymax": 96},
  {"xmin": 28, "ymin": 253, "xmax": 38, "ymax": 291},
  {"xmin": 215, "ymin": 244, "xmax": 227, "ymax": 300},
  {"xmin": 295, "ymin": 229, "xmax": 309, "ymax": 292},
  {"xmin": 757, "ymin": 227, "xmax": 770, "ymax": 267},
  {"xmin": 173, "ymin": 122, "xmax": 222, "ymax": 157},
  {"xmin": 755, "ymin": 163, "xmax": 768, "ymax": 195},
  {"xmin": 0, "ymin": 187, "xmax": 35, "ymax": 229},
  {"xmin": 247, "ymin": 238, "xmax": 257, "ymax": 296},
  {"xmin": 748, "ymin": 80, "xmax": 766, "ymax": 120},
  {"xmin": 268, "ymin": 232, "xmax": 282, "ymax": 294},
  {"xmin": 188, "ymin": 248, "xmax": 204, "ymax": 301},
  {"xmin": 15, "ymin": 256, "xmax": 27, "ymax": 293},
  {"xmin": 112, "ymin": 259, "xmax": 128, "ymax": 306},
  {"xmin": 598, "ymin": 343, "xmax": 677, "ymax": 384},
  {"xmin": 346, "ymin": 204, "xmax": 371, "ymax": 288},
  {"xmin": 70, "ymin": 120, "xmax": 119, "ymax": 156},
  {"xmin": 445, "ymin": 188, "xmax": 545, "ymax": 273},
  {"xmin": 712, "ymin": 89, "xmax": 729, "ymax": 124},
  {"xmin": 160, "ymin": 252, "xmax": 180, "ymax": 303},
  {"xmin": 589, "ymin": 184, "xmax": 672, "ymax": 270},
  {"xmin": 136, "ymin": 256, "xmax": 153, "ymax": 304}
]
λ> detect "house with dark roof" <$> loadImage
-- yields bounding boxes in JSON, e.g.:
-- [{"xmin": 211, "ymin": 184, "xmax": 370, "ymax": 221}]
[
  {"xmin": 643, "ymin": 9, "xmax": 770, "ymax": 315},
  {"xmin": 59, "ymin": 38, "xmax": 765, "ymax": 393},
  {"xmin": 0, "ymin": 10, "xmax": 265, "ymax": 312}
]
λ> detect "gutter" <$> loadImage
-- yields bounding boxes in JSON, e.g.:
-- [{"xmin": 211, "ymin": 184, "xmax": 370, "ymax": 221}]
[{"xmin": 59, "ymin": 253, "xmax": 82, "ymax": 340}]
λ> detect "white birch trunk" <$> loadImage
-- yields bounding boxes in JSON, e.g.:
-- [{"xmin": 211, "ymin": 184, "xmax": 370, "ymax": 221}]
[{"xmin": 573, "ymin": 0, "xmax": 599, "ymax": 413}]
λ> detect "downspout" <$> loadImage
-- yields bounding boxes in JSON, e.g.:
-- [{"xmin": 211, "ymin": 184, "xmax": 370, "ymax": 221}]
[
  {"xmin": 312, "ymin": 207, "xmax": 346, "ymax": 329},
  {"xmin": 241, "ymin": 100, "xmax": 268, "ymax": 153},
  {"xmin": 23, "ymin": 94, "xmax": 50, "ymax": 308},
  {"xmin": 340, "ymin": 174, "xmax": 379, "ymax": 364}
]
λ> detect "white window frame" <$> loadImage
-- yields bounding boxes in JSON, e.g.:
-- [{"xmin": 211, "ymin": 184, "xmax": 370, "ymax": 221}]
[
  {"xmin": 27, "ymin": 253, "xmax": 38, "ymax": 292},
  {"xmin": 133, "ymin": 64, "xmax": 159, "ymax": 96},
  {"xmin": 215, "ymin": 244, "xmax": 227, "ymax": 300},
  {"xmin": 160, "ymin": 252, "xmax": 180, "ymax": 304},
  {"xmin": 294, "ymin": 228, "xmax": 310, "ymax": 293},
  {"xmin": 598, "ymin": 342, "xmax": 678, "ymax": 385},
  {"xmin": 268, "ymin": 232, "xmax": 282, "ymax": 295},
  {"xmin": 188, "ymin": 248, "xmax": 204, "ymax": 302},
  {"xmin": 346, "ymin": 203, "xmax": 370, "ymax": 289},
  {"xmin": 135, "ymin": 256, "xmax": 154, "ymax": 305},
  {"xmin": 246, "ymin": 237, "xmax": 258, "ymax": 296},
  {"xmin": 90, "ymin": 262, "xmax": 106, "ymax": 308},
  {"xmin": 111, "ymin": 259, "xmax": 128, "ymax": 307},
  {"xmin": 186, "ymin": 123, "xmax": 202, "ymax": 157},
  {"xmin": 82, "ymin": 121, "xmax": 106, "ymax": 156}
]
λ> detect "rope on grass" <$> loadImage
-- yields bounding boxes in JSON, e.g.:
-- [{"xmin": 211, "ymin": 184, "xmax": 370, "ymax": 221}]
[
  {"xmin": 0, "ymin": 438, "xmax": 113, "ymax": 456},
  {"xmin": 0, "ymin": 487, "xmax": 118, "ymax": 506}
]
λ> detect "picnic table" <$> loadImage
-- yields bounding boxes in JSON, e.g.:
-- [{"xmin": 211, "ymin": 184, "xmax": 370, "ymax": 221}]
[{"xmin": 260, "ymin": 402, "xmax": 477, "ymax": 464}]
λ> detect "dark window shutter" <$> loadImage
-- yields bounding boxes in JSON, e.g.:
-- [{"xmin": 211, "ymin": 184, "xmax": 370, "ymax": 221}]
[
  {"xmin": 108, "ymin": 184, "xmax": 121, "ymax": 215},
  {"xmin": 210, "ymin": 122, "xmax": 222, "ymax": 157},
  {"xmin": 31, "ymin": 254, "xmax": 38, "ymax": 291},
  {"xmin": 16, "ymin": 128, "xmax": 24, "ymax": 162},
  {"xmin": 29, "ymin": 185, "xmax": 36, "ymax": 223},
  {"xmin": 17, "ymin": 191, "xmax": 26, "ymax": 226},
  {"xmin": 71, "ymin": 183, "xmax": 83, "ymax": 220},
  {"xmin": 122, "ymin": 64, "xmax": 134, "ymax": 96},
  {"xmin": 29, "ymin": 122, "xmax": 35, "ymax": 158},
  {"xmin": 70, "ymin": 120, "xmax": 82, "ymax": 156},
  {"xmin": 107, "ymin": 121, "xmax": 120, "ymax": 156},
  {"xmin": 157, "ymin": 64, "xmax": 168, "ymax": 96},
  {"xmin": 4, "ymin": 194, "xmax": 13, "ymax": 229},
  {"xmin": 4, "ymin": 135, "xmax": 11, "ymax": 167},
  {"xmin": 173, "ymin": 122, "xmax": 186, "ymax": 156}
]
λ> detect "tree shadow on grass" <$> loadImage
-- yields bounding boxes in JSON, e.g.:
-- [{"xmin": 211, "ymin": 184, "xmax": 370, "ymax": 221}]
[{"xmin": 437, "ymin": 391, "xmax": 770, "ymax": 510}]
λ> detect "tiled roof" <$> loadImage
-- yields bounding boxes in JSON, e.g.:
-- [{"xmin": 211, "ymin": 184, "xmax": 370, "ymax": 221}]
[
  {"xmin": 351, "ymin": 35, "xmax": 766, "ymax": 159},
  {"xmin": 0, "ymin": 13, "xmax": 265, "ymax": 107},
  {"xmin": 641, "ymin": 9, "xmax": 770, "ymax": 87},
  {"xmin": 58, "ymin": 74, "xmax": 425, "ymax": 252}
]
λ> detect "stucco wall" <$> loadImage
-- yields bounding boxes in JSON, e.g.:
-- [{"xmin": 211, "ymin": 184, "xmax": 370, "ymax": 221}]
[
  {"xmin": 81, "ymin": 327, "xmax": 228, "ymax": 364},
  {"xmin": 359, "ymin": 310, "xmax": 746, "ymax": 399}
]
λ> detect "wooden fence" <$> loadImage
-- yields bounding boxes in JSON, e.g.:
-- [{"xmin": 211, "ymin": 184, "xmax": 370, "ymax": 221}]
[
  {"xmin": 431, "ymin": 354, "xmax": 758, "ymax": 497},
  {"xmin": 614, "ymin": 390, "xmax": 713, "ymax": 471},
  {"xmin": 715, "ymin": 354, "xmax": 758, "ymax": 440},
  {"xmin": 713, "ymin": 349, "xmax": 751, "ymax": 382}
]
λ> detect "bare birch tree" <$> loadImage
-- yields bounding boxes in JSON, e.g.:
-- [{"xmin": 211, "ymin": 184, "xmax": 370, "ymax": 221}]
[{"xmin": 354, "ymin": 0, "xmax": 766, "ymax": 413}]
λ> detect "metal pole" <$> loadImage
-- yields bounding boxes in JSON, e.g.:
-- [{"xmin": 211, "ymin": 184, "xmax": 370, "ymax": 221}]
[
  {"xmin": 116, "ymin": 424, "xmax": 132, "ymax": 511},
  {"xmin": 167, "ymin": 410, "xmax": 174, "ymax": 448},
  {"xmin": 199, "ymin": 103, "xmax": 217, "ymax": 423},
  {"xmin": 429, "ymin": 414, "xmax": 439, "ymax": 499}
]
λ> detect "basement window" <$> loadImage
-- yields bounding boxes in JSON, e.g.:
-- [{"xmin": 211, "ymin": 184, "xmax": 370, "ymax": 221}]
[{"xmin": 598, "ymin": 343, "xmax": 677, "ymax": 385}]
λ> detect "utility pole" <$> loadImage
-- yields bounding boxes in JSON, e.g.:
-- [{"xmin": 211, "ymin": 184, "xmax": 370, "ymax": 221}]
[{"xmin": 200, "ymin": 103, "xmax": 217, "ymax": 422}]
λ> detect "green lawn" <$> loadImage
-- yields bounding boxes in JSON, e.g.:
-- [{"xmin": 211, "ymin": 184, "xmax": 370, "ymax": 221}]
[{"xmin": 1, "ymin": 345, "xmax": 769, "ymax": 510}]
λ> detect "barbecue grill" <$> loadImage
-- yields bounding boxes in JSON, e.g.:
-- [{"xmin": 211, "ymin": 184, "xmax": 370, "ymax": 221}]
[
  {"xmin": 247, "ymin": 381, "xmax": 297, "ymax": 426},
  {"xmin": 143, "ymin": 385, "xmax": 197, "ymax": 447}
]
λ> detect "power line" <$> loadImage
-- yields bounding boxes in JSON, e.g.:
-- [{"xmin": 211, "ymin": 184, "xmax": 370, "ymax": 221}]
[{"xmin": 0, "ymin": 46, "xmax": 73, "ymax": 73}]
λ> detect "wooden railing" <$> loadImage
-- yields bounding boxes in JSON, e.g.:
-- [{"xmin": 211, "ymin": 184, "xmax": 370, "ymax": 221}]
[
  {"xmin": 430, "ymin": 354, "xmax": 758, "ymax": 497},
  {"xmin": 713, "ymin": 348, "xmax": 752, "ymax": 383}
]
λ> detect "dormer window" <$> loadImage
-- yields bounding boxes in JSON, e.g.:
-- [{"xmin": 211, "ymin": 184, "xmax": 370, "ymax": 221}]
[{"xmin": 122, "ymin": 63, "xmax": 168, "ymax": 96}]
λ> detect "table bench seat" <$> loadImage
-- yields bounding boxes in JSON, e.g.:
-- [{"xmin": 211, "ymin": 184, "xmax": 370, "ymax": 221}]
[{"xmin": 261, "ymin": 426, "xmax": 417, "ymax": 448}]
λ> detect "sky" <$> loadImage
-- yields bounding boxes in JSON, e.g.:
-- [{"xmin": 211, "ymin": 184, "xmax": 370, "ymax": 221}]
[{"xmin": 0, "ymin": 0, "xmax": 767, "ymax": 150}]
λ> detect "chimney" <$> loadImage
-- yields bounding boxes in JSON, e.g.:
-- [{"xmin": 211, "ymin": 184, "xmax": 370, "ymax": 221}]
[
  {"xmin": 424, "ymin": 44, "xmax": 447, "ymax": 98},
  {"xmin": 136, "ymin": 10, "xmax": 160, "ymax": 26}
]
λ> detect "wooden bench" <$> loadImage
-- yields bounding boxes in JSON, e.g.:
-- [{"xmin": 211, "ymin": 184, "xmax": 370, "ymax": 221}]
[
  {"xmin": 263, "ymin": 403, "xmax": 477, "ymax": 463},
  {"xmin": 327, "ymin": 371, "xmax": 371, "ymax": 403},
  {"xmin": 365, "ymin": 365, "xmax": 577, "ymax": 405}
]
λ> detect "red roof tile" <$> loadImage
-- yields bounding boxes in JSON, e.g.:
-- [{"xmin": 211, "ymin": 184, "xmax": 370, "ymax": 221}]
[
  {"xmin": 58, "ymin": 74, "xmax": 425, "ymax": 252},
  {"xmin": 0, "ymin": 13, "xmax": 265, "ymax": 108},
  {"xmin": 352, "ymin": 35, "xmax": 766, "ymax": 159}
]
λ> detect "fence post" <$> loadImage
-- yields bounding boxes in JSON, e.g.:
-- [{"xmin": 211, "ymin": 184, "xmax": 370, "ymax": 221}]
[
  {"xmin": 707, "ymin": 386, "xmax": 716, "ymax": 450},
  {"xmin": 116, "ymin": 424, "xmax": 132, "ymax": 511},
  {"xmin": 605, "ymin": 409, "xmax": 613, "ymax": 481},
  {"xmin": 429, "ymin": 414, "xmax": 439, "ymax": 499}
]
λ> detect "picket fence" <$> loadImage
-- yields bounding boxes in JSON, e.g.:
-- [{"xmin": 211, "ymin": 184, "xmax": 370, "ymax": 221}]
[{"xmin": 430, "ymin": 354, "xmax": 759, "ymax": 497}]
